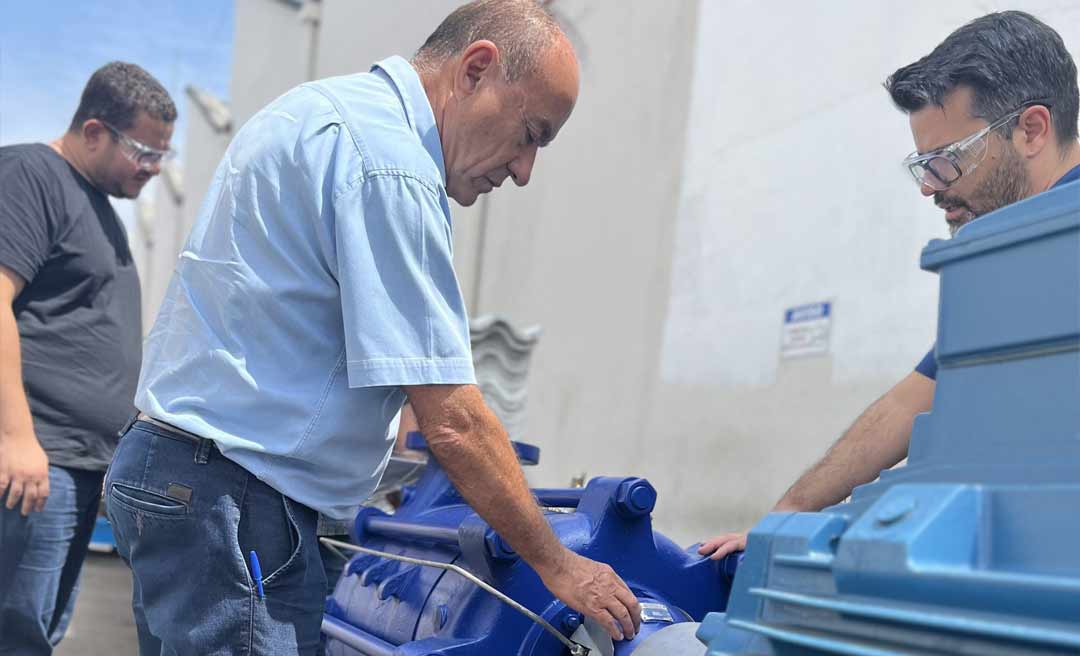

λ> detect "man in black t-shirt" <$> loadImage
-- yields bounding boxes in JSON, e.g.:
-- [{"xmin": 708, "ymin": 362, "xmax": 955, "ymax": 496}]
[
  {"xmin": 0, "ymin": 62, "xmax": 175, "ymax": 654},
  {"xmin": 700, "ymin": 11, "xmax": 1080, "ymax": 561}
]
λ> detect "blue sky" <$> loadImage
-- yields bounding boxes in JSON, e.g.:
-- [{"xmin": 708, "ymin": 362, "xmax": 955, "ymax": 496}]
[
  {"xmin": 0, "ymin": 1, "xmax": 233, "ymax": 227},
  {"xmin": 0, "ymin": 0, "xmax": 233, "ymax": 155}
]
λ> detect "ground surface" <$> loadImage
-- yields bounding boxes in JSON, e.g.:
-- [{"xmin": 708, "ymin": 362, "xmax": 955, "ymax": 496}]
[{"xmin": 54, "ymin": 552, "xmax": 138, "ymax": 655}]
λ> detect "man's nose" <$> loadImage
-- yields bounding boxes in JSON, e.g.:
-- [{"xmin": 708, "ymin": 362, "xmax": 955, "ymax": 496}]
[{"xmin": 509, "ymin": 144, "xmax": 538, "ymax": 187}]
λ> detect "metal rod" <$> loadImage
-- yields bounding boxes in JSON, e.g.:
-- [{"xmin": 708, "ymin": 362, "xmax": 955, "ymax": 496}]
[
  {"xmin": 532, "ymin": 488, "xmax": 586, "ymax": 508},
  {"xmin": 320, "ymin": 537, "xmax": 590, "ymax": 656},
  {"xmin": 362, "ymin": 516, "xmax": 461, "ymax": 545},
  {"xmin": 321, "ymin": 614, "xmax": 397, "ymax": 656}
]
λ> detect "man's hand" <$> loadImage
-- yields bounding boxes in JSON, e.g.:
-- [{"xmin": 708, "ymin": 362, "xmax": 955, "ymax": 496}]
[
  {"xmin": 0, "ymin": 433, "xmax": 49, "ymax": 515},
  {"xmin": 537, "ymin": 549, "xmax": 641, "ymax": 640},
  {"xmin": 697, "ymin": 371, "xmax": 934, "ymax": 565},
  {"xmin": 404, "ymin": 384, "xmax": 641, "ymax": 641},
  {"xmin": 697, "ymin": 531, "xmax": 747, "ymax": 561}
]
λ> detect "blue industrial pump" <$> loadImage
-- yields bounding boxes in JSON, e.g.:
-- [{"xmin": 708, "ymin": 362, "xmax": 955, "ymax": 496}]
[
  {"xmin": 698, "ymin": 176, "xmax": 1080, "ymax": 653},
  {"xmin": 322, "ymin": 433, "xmax": 738, "ymax": 655}
]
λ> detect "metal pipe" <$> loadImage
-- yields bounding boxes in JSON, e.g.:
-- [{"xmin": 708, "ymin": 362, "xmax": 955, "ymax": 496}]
[
  {"xmin": 321, "ymin": 538, "xmax": 590, "ymax": 655},
  {"xmin": 532, "ymin": 488, "xmax": 586, "ymax": 508},
  {"xmin": 362, "ymin": 516, "xmax": 460, "ymax": 545},
  {"xmin": 321, "ymin": 614, "xmax": 397, "ymax": 656}
]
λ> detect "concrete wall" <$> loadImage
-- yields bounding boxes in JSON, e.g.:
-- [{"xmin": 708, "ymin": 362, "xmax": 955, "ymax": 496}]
[
  {"xmin": 163, "ymin": 0, "xmax": 1080, "ymax": 546},
  {"xmin": 648, "ymin": 0, "xmax": 1080, "ymax": 542},
  {"xmin": 230, "ymin": 0, "xmax": 315, "ymax": 126},
  {"xmin": 134, "ymin": 167, "xmax": 184, "ymax": 330},
  {"xmin": 175, "ymin": 90, "xmax": 233, "ymax": 257}
]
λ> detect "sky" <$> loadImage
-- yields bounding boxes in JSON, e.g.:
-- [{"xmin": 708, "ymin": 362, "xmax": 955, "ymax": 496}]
[{"xmin": 0, "ymin": 0, "xmax": 234, "ymax": 224}]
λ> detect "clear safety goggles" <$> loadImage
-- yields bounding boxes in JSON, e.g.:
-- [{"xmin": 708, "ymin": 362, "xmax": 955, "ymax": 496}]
[
  {"xmin": 101, "ymin": 120, "xmax": 175, "ymax": 171},
  {"xmin": 901, "ymin": 101, "xmax": 1050, "ymax": 191}
]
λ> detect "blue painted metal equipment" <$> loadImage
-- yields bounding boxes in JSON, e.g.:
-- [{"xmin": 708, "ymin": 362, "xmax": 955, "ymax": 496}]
[
  {"xmin": 699, "ymin": 181, "xmax": 1080, "ymax": 653},
  {"xmin": 88, "ymin": 514, "xmax": 117, "ymax": 553},
  {"xmin": 323, "ymin": 433, "xmax": 736, "ymax": 655}
]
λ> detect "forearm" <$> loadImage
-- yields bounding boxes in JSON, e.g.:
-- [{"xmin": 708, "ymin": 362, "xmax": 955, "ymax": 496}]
[
  {"xmin": 774, "ymin": 383, "xmax": 925, "ymax": 512},
  {"xmin": 0, "ymin": 306, "xmax": 35, "ymax": 444},
  {"xmin": 416, "ymin": 388, "xmax": 564, "ymax": 574},
  {"xmin": 407, "ymin": 385, "xmax": 639, "ymax": 640}
]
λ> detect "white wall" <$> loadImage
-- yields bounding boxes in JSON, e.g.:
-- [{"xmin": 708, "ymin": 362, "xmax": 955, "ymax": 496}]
[
  {"xmin": 445, "ymin": 0, "xmax": 1080, "ymax": 544},
  {"xmin": 163, "ymin": 0, "xmax": 1080, "ymax": 546},
  {"xmin": 648, "ymin": 0, "xmax": 1080, "ymax": 542},
  {"xmin": 175, "ymin": 95, "xmax": 233, "ymax": 258},
  {"xmin": 231, "ymin": 0, "xmax": 315, "ymax": 126},
  {"xmin": 135, "ymin": 170, "xmax": 183, "ymax": 330}
]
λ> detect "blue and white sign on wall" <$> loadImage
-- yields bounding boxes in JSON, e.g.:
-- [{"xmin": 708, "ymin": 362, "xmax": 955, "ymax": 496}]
[{"xmin": 781, "ymin": 301, "xmax": 832, "ymax": 358}]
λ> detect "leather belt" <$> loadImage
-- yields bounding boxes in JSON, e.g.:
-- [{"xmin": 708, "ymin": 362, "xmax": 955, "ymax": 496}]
[{"xmin": 136, "ymin": 412, "xmax": 208, "ymax": 445}]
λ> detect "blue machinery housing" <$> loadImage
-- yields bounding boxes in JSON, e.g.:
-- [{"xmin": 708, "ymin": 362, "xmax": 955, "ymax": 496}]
[
  {"xmin": 700, "ymin": 180, "xmax": 1080, "ymax": 654},
  {"xmin": 324, "ymin": 182, "xmax": 1079, "ymax": 654},
  {"xmin": 324, "ymin": 433, "xmax": 737, "ymax": 655}
]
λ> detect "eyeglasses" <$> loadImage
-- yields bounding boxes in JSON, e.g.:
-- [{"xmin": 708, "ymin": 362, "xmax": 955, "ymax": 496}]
[
  {"xmin": 901, "ymin": 100, "xmax": 1051, "ymax": 191},
  {"xmin": 100, "ymin": 120, "xmax": 175, "ymax": 171}
]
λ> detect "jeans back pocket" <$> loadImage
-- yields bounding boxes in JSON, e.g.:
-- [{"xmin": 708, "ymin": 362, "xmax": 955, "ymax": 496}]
[{"xmin": 109, "ymin": 483, "xmax": 189, "ymax": 518}]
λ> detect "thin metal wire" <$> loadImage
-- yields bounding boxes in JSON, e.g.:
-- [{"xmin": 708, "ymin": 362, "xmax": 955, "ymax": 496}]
[{"xmin": 320, "ymin": 537, "xmax": 589, "ymax": 655}]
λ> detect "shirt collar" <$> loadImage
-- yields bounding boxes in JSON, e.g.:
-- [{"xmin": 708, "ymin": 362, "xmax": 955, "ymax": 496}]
[
  {"xmin": 1050, "ymin": 162, "xmax": 1080, "ymax": 189},
  {"xmin": 371, "ymin": 56, "xmax": 446, "ymax": 183}
]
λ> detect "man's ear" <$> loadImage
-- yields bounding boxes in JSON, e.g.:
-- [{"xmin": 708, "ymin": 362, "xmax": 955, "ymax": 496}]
[
  {"xmin": 81, "ymin": 119, "xmax": 110, "ymax": 153},
  {"xmin": 453, "ymin": 40, "xmax": 500, "ymax": 97},
  {"xmin": 1016, "ymin": 104, "xmax": 1052, "ymax": 158}
]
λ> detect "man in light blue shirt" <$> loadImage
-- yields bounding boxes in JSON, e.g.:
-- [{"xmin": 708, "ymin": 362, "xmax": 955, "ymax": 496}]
[{"xmin": 105, "ymin": 1, "xmax": 641, "ymax": 654}]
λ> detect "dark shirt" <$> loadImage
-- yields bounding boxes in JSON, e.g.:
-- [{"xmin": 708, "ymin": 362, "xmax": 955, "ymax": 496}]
[
  {"xmin": 916, "ymin": 162, "xmax": 1080, "ymax": 381},
  {"xmin": 0, "ymin": 144, "xmax": 141, "ymax": 471}
]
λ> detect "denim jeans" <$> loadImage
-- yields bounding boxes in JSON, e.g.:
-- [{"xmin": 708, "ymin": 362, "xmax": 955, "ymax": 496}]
[
  {"xmin": 105, "ymin": 421, "xmax": 326, "ymax": 655},
  {"xmin": 0, "ymin": 465, "xmax": 103, "ymax": 655}
]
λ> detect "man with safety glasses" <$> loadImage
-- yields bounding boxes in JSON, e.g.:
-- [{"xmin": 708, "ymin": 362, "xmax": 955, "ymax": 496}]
[
  {"xmin": 0, "ymin": 61, "xmax": 175, "ymax": 653},
  {"xmin": 700, "ymin": 10, "xmax": 1080, "ymax": 562}
]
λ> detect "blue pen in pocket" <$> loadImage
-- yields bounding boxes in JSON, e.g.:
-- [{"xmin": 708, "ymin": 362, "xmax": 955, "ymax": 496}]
[{"xmin": 249, "ymin": 550, "xmax": 265, "ymax": 598}]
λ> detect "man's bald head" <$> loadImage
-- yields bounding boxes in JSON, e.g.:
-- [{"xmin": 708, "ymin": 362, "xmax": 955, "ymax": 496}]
[
  {"xmin": 413, "ymin": 0, "xmax": 572, "ymax": 83},
  {"xmin": 413, "ymin": 0, "xmax": 580, "ymax": 207}
]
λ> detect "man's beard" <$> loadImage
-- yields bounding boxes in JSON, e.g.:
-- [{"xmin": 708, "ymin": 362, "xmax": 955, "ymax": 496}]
[
  {"xmin": 103, "ymin": 175, "xmax": 144, "ymax": 200},
  {"xmin": 937, "ymin": 146, "xmax": 1030, "ymax": 237}
]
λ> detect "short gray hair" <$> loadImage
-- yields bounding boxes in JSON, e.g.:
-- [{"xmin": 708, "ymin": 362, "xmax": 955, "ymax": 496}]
[{"xmin": 413, "ymin": 0, "xmax": 566, "ymax": 82}]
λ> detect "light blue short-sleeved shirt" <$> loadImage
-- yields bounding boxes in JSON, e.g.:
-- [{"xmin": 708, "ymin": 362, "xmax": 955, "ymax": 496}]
[{"xmin": 136, "ymin": 57, "xmax": 475, "ymax": 520}]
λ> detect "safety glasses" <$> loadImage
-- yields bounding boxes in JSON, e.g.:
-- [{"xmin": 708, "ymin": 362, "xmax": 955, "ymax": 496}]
[
  {"xmin": 101, "ymin": 120, "xmax": 175, "ymax": 171},
  {"xmin": 901, "ymin": 100, "xmax": 1051, "ymax": 191}
]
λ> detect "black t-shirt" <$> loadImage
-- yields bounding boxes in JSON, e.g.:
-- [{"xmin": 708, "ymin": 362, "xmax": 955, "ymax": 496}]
[{"xmin": 0, "ymin": 144, "xmax": 141, "ymax": 471}]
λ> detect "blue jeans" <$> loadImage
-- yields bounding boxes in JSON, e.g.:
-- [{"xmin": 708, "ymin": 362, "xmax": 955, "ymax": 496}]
[
  {"xmin": 0, "ymin": 465, "xmax": 103, "ymax": 655},
  {"xmin": 105, "ymin": 421, "xmax": 326, "ymax": 655}
]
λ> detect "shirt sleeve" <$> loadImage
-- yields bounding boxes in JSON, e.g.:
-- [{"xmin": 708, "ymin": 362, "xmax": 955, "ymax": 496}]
[
  {"xmin": 334, "ymin": 171, "xmax": 475, "ymax": 388},
  {"xmin": 914, "ymin": 344, "xmax": 938, "ymax": 380},
  {"xmin": 0, "ymin": 155, "xmax": 53, "ymax": 285}
]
